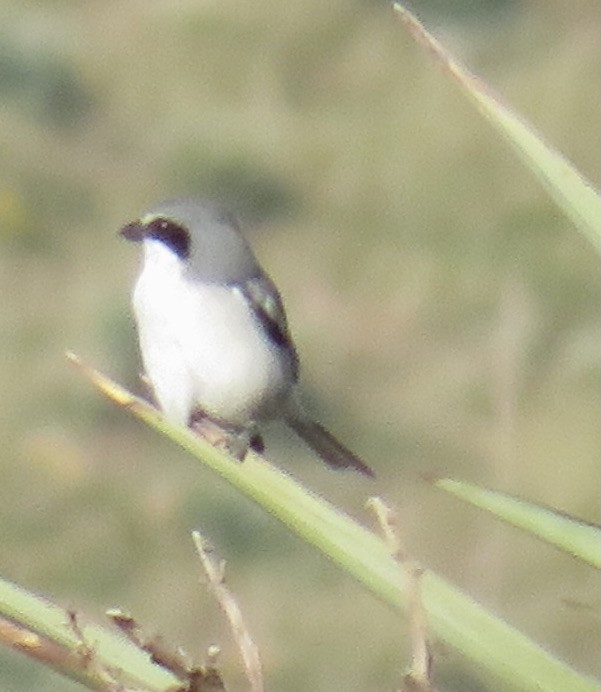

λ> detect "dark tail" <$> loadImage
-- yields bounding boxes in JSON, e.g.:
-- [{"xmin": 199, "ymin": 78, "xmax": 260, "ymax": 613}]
[{"xmin": 287, "ymin": 416, "xmax": 374, "ymax": 477}]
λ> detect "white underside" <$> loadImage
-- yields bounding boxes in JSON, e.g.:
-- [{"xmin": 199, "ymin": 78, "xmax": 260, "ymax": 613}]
[{"xmin": 132, "ymin": 240, "xmax": 292, "ymax": 427}]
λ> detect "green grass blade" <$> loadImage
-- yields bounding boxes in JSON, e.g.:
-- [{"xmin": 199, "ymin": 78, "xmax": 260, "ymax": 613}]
[
  {"xmin": 392, "ymin": 2, "xmax": 601, "ymax": 252},
  {"xmin": 69, "ymin": 354, "xmax": 598, "ymax": 692},
  {"xmin": 433, "ymin": 477, "xmax": 600, "ymax": 569},
  {"xmin": 0, "ymin": 575, "xmax": 181, "ymax": 691}
]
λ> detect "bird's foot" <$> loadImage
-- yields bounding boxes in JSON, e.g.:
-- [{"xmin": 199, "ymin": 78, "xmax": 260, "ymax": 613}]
[
  {"xmin": 189, "ymin": 413, "xmax": 263, "ymax": 461},
  {"xmin": 249, "ymin": 432, "xmax": 265, "ymax": 454}
]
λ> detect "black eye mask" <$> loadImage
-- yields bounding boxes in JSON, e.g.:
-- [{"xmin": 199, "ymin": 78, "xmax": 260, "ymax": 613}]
[{"xmin": 120, "ymin": 218, "xmax": 190, "ymax": 260}]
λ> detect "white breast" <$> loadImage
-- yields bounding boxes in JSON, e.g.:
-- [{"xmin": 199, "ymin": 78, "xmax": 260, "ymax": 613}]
[{"xmin": 132, "ymin": 240, "xmax": 292, "ymax": 427}]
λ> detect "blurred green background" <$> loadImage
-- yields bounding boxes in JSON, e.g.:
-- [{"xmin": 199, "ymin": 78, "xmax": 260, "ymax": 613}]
[{"xmin": 1, "ymin": 1, "xmax": 599, "ymax": 690}]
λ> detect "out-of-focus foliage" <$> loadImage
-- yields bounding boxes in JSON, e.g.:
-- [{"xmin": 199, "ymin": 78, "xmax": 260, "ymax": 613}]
[{"xmin": 1, "ymin": 1, "xmax": 598, "ymax": 691}]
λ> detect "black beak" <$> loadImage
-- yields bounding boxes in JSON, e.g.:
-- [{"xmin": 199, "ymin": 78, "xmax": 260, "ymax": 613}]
[{"xmin": 119, "ymin": 222, "xmax": 146, "ymax": 242}]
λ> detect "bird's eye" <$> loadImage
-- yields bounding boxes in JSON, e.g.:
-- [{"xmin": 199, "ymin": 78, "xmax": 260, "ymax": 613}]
[{"xmin": 146, "ymin": 218, "xmax": 190, "ymax": 259}]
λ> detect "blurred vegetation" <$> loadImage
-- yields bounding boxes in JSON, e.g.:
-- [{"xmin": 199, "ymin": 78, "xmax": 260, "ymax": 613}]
[{"xmin": 1, "ymin": 1, "xmax": 599, "ymax": 690}]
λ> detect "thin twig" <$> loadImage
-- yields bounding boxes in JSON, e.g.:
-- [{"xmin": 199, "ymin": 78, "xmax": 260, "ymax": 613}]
[
  {"xmin": 107, "ymin": 609, "xmax": 191, "ymax": 681},
  {"xmin": 366, "ymin": 496, "xmax": 405, "ymax": 559},
  {"xmin": 367, "ymin": 497, "xmax": 436, "ymax": 692},
  {"xmin": 192, "ymin": 531, "xmax": 264, "ymax": 692},
  {"xmin": 0, "ymin": 613, "xmax": 125, "ymax": 691},
  {"xmin": 107, "ymin": 609, "xmax": 226, "ymax": 692},
  {"xmin": 403, "ymin": 564, "xmax": 434, "ymax": 692}
]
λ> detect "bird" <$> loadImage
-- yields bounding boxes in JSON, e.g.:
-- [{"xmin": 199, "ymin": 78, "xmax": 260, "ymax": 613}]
[{"xmin": 120, "ymin": 198, "xmax": 373, "ymax": 477}]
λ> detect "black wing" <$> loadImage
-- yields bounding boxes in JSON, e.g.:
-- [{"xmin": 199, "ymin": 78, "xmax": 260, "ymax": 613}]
[{"xmin": 239, "ymin": 276, "xmax": 299, "ymax": 381}]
